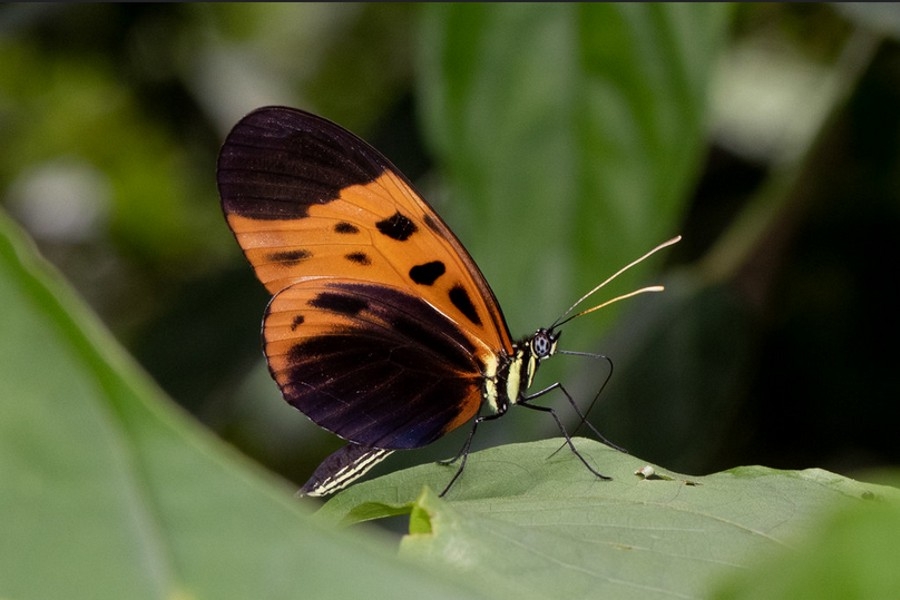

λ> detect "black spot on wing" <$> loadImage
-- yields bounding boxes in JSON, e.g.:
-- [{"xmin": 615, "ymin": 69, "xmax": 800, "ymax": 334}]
[
  {"xmin": 217, "ymin": 107, "xmax": 388, "ymax": 221},
  {"xmin": 290, "ymin": 315, "xmax": 305, "ymax": 330},
  {"xmin": 308, "ymin": 291, "xmax": 368, "ymax": 316},
  {"xmin": 409, "ymin": 261, "xmax": 446, "ymax": 286},
  {"xmin": 313, "ymin": 283, "xmax": 477, "ymax": 361},
  {"xmin": 345, "ymin": 252, "xmax": 371, "ymax": 265},
  {"xmin": 376, "ymin": 211, "xmax": 417, "ymax": 241},
  {"xmin": 449, "ymin": 284, "xmax": 482, "ymax": 326},
  {"xmin": 334, "ymin": 222, "xmax": 359, "ymax": 234},
  {"xmin": 268, "ymin": 249, "xmax": 311, "ymax": 266}
]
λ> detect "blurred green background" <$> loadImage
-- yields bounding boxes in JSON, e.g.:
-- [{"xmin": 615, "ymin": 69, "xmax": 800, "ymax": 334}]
[{"xmin": 2, "ymin": 2, "xmax": 899, "ymax": 491}]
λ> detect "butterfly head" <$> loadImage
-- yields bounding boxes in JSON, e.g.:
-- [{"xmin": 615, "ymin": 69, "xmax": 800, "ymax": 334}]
[{"xmin": 529, "ymin": 327, "xmax": 560, "ymax": 363}]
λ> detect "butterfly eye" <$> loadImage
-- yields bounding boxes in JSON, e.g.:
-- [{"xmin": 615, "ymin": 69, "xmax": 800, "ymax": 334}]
[{"xmin": 530, "ymin": 329, "xmax": 558, "ymax": 360}]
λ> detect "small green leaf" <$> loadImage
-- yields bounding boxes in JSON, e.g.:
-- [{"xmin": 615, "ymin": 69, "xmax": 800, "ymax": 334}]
[{"xmin": 319, "ymin": 439, "xmax": 898, "ymax": 600}]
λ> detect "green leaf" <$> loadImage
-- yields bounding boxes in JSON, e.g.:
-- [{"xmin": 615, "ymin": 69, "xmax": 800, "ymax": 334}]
[
  {"xmin": 416, "ymin": 4, "xmax": 732, "ymax": 337},
  {"xmin": 0, "ymin": 209, "xmax": 492, "ymax": 600},
  {"xmin": 319, "ymin": 439, "xmax": 898, "ymax": 600},
  {"xmin": 713, "ymin": 487, "xmax": 900, "ymax": 599}
]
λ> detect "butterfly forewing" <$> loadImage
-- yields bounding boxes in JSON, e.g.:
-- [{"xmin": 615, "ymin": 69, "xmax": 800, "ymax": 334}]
[{"xmin": 217, "ymin": 107, "xmax": 514, "ymax": 358}]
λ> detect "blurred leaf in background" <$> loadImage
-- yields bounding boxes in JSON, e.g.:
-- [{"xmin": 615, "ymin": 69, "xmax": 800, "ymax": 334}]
[
  {"xmin": 604, "ymin": 2, "xmax": 900, "ymax": 479},
  {"xmin": 417, "ymin": 4, "xmax": 727, "ymax": 333},
  {"xmin": 411, "ymin": 3, "xmax": 730, "ymax": 460},
  {"xmin": 1, "ymin": 1, "xmax": 899, "ymax": 510}
]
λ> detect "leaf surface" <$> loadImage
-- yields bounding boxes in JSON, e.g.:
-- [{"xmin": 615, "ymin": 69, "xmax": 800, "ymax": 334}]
[{"xmin": 320, "ymin": 439, "xmax": 897, "ymax": 600}]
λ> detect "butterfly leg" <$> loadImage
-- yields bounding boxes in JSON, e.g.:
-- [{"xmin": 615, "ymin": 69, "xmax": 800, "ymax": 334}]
[
  {"xmin": 547, "ymin": 381, "xmax": 628, "ymax": 454},
  {"xmin": 438, "ymin": 410, "xmax": 507, "ymax": 497},
  {"xmin": 552, "ymin": 351, "xmax": 627, "ymax": 453},
  {"xmin": 518, "ymin": 383, "xmax": 612, "ymax": 481}
]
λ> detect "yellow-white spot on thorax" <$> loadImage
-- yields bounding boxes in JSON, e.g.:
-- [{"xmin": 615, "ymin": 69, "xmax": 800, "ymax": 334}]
[
  {"xmin": 482, "ymin": 354, "xmax": 500, "ymax": 413},
  {"xmin": 506, "ymin": 349, "xmax": 524, "ymax": 406}
]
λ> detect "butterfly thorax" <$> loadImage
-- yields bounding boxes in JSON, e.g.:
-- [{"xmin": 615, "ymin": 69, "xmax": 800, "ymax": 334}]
[{"xmin": 482, "ymin": 328, "xmax": 559, "ymax": 415}]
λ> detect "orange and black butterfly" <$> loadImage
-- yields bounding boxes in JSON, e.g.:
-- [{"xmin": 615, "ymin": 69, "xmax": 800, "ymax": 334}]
[{"xmin": 217, "ymin": 106, "xmax": 677, "ymax": 497}]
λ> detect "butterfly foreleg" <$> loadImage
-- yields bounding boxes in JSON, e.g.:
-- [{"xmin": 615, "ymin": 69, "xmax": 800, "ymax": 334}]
[
  {"xmin": 551, "ymin": 350, "xmax": 627, "ymax": 453},
  {"xmin": 518, "ymin": 383, "xmax": 612, "ymax": 481},
  {"xmin": 542, "ymin": 381, "xmax": 628, "ymax": 455}
]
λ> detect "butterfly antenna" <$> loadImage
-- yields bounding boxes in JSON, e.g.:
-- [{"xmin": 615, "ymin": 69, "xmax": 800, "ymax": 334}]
[
  {"xmin": 552, "ymin": 236, "xmax": 681, "ymax": 329},
  {"xmin": 546, "ymin": 236, "xmax": 681, "ymax": 460}
]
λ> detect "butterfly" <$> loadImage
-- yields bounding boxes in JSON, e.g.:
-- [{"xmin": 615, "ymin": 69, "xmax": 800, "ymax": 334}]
[{"xmin": 217, "ymin": 106, "xmax": 678, "ymax": 497}]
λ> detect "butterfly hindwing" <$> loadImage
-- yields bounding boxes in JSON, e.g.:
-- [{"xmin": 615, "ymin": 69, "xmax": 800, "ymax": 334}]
[{"xmin": 264, "ymin": 279, "xmax": 487, "ymax": 449}]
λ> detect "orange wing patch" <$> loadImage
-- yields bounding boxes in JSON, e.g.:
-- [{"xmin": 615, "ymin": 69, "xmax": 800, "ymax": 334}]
[{"xmin": 219, "ymin": 110, "xmax": 514, "ymax": 357}]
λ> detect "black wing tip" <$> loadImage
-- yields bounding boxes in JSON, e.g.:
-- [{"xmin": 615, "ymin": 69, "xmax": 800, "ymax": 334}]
[
  {"xmin": 216, "ymin": 106, "xmax": 388, "ymax": 220},
  {"xmin": 228, "ymin": 106, "xmax": 360, "ymax": 145}
]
